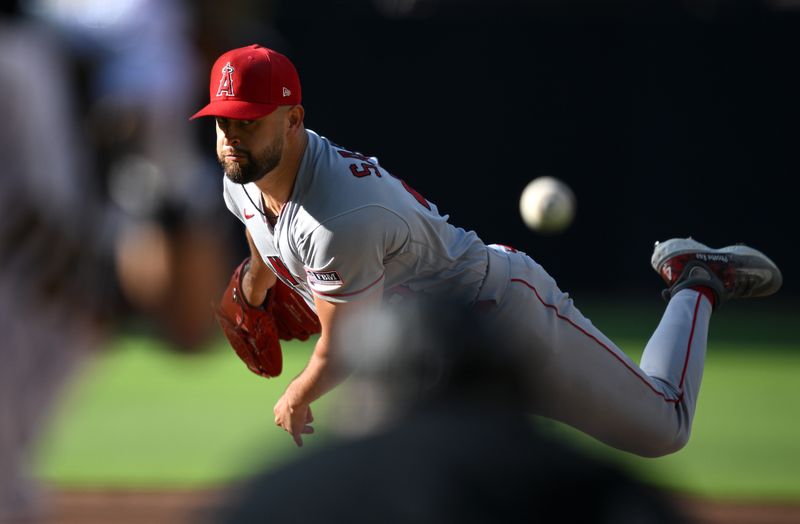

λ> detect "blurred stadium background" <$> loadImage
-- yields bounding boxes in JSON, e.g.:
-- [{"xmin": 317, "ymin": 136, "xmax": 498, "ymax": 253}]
[{"xmin": 1, "ymin": 0, "xmax": 798, "ymax": 522}]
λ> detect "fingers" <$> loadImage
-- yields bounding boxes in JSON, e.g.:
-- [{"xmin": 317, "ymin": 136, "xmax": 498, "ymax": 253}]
[
  {"xmin": 274, "ymin": 401, "xmax": 314, "ymax": 447},
  {"xmin": 292, "ymin": 423, "xmax": 315, "ymax": 447}
]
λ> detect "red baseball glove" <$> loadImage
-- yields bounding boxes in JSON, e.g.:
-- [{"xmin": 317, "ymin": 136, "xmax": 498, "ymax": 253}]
[{"xmin": 215, "ymin": 258, "xmax": 321, "ymax": 378}]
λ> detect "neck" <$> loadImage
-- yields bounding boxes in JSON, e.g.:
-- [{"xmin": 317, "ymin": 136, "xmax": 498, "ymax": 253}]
[{"xmin": 255, "ymin": 127, "xmax": 308, "ymax": 216}]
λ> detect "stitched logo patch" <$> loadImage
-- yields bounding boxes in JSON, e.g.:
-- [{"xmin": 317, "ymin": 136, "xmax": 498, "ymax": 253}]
[{"xmin": 306, "ymin": 270, "xmax": 343, "ymax": 285}]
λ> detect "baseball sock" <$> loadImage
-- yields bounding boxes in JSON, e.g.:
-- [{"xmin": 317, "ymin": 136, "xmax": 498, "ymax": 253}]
[{"xmin": 691, "ymin": 286, "xmax": 716, "ymax": 308}]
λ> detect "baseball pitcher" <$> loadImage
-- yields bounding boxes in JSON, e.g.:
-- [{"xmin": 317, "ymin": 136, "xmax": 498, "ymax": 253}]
[{"xmin": 193, "ymin": 45, "xmax": 782, "ymax": 455}]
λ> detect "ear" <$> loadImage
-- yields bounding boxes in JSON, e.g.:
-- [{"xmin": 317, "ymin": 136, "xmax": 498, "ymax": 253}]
[{"xmin": 286, "ymin": 105, "xmax": 305, "ymax": 131}]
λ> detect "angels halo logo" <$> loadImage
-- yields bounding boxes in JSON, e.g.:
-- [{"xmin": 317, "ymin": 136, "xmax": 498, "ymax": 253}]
[{"xmin": 217, "ymin": 62, "xmax": 235, "ymax": 97}]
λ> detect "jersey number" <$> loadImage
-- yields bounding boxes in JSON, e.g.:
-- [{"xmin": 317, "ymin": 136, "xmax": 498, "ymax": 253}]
[{"xmin": 337, "ymin": 150, "xmax": 430, "ymax": 210}]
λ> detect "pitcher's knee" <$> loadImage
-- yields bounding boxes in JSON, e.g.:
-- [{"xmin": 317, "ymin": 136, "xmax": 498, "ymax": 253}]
[{"xmin": 631, "ymin": 429, "xmax": 691, "ymax": 458}]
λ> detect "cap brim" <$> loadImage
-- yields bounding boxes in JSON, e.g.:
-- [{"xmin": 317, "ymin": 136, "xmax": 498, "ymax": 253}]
[{"xmin": 190, "ymin": 100, "xmax": 280, "ymax": 121}]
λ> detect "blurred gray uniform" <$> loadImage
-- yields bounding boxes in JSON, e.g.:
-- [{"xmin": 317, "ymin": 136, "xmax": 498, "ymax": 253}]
[
  {"xmin": 223, "ymin": 130, "xmax": 711, "ymax": 458},
  {"xmin": 0, "ymin": 20, "xmax": 109, "ymax": 521}
]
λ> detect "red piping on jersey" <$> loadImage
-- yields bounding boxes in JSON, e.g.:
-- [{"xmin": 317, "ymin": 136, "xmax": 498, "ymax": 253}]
[
  {"xmin": 510, "ymin": 278, "xmax": 705, "ymax": 404},
  {"xmin": 313, "ymin": 273, "xmax": 385, "ymax": 298},
  {"xmin": 678, "ymin": 292, "xmax": 704, "ymax": 391}
]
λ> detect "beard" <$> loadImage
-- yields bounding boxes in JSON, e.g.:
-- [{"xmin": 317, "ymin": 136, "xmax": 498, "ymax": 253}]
[{"xmin": 219, "ymin": 135, "xmax": 284, "ymax": 185}]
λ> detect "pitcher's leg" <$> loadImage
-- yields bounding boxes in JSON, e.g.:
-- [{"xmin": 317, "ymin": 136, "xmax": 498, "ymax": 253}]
[
  {"xmin": 495, "ymin": 253, "xmax": 710, "ymax": 457},
  {"xmin": 495, "ymin": 234, "xmax": 783, "ymax": 457},
  {"xmin": 640, "ymin": 289, "xmax": 713, "ymax": 440}
]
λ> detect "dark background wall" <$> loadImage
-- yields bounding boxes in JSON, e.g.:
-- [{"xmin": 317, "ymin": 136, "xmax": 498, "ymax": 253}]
[{"xmin": 195, "ymin": 0, "xmax": 799, "ymax": 298}]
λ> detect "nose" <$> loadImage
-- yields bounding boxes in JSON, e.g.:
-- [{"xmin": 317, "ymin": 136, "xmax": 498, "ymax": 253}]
[
  {"xmin": 222, "ymin": 133, "xmax": 240, "ymax": 147},
  {"xmin": 220, "ymin": 125, "xmax": 240, "ymax": 146},
  {"xmin": 216, "ymin": 119, "xmax": 240, "ymax": 142}
]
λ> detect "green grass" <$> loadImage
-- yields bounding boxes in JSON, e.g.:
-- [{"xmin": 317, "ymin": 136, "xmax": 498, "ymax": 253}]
[
  {"xmin": 34, "ymin": 336, "xmax": 330, "ymax": 488},
  {"xmin": 34, "ymin": 300, "xmax": 800, "ymax": 501}
]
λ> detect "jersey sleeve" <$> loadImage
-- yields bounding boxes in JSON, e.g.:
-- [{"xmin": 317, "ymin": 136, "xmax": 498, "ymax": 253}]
[{"xmin": 300, "ymin": 206, "xmax": 409, "ymax": 303}]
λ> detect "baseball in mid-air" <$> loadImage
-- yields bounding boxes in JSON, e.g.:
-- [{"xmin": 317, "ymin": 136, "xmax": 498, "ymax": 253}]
[{"xmin": 519, "ymin": 176, "xmax": 576, "ymax": 234}]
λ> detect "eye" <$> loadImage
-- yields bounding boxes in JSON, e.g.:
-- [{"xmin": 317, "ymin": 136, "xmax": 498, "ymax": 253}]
[
  {"xmin": 240, "ymin": 120, "xmax": 254, "ymax": 126},
  {"xmin": 216, "ymin": 117, "xmax": 228, "ymax": 126}
]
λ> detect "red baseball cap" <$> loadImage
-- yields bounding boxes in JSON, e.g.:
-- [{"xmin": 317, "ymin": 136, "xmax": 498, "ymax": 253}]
[{"xmin": 190, "ymin": 44, "xmax": 302, "ymax": 121}]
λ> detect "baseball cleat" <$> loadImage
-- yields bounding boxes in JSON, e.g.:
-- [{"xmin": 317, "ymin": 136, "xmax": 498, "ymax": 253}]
[{"xmin": 651, "ymin": 237, "xmax": 783, "ymax": 307}]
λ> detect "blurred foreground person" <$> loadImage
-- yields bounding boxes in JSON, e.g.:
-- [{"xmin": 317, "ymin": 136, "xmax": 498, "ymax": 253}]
[
  {"xmin": 216, "ymin": 300, "xmax": 690, "ymax": 524},
  {"xmin": 0, "ymin": 16, "xmax": 115, "ymax": 522},
  {"xmin": 21, "ymin": 0, "xmax": 230, "ymax": 350}
]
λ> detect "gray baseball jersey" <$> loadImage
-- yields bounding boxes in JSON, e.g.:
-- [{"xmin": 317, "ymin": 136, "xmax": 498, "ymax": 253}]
[
  {"xmin": 223, "ymin": 128, "xmax": 712, "ymax": 458},
  {"xmin": 223, "ymin": 130, "xmax": 488, "ymax": 309}
]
